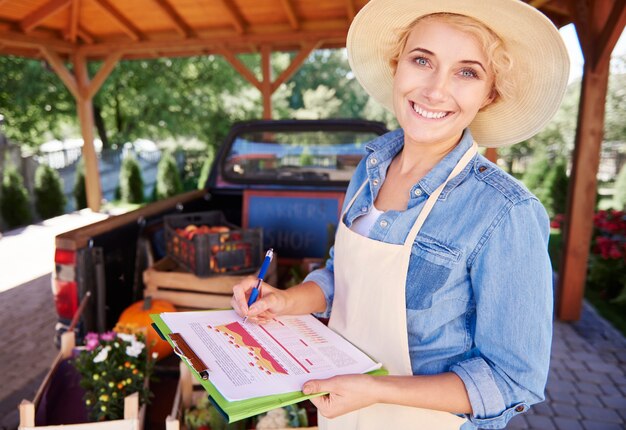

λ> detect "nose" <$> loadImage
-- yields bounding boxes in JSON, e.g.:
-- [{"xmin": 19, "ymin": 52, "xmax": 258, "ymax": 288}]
[{"xmin": 422, "ymin": 71, "xmax": 449, "ymax": 103}]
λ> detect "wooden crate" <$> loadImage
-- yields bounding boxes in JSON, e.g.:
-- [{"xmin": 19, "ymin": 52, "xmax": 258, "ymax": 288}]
[
  {"xmin": 18, "ymin": 332, "xmax": 145, "ymax": 430},
  {"xmin": 165, "ymin": 363, "xmax": 317, "ymax": 430},
  {"xmin": 143, "ymin": 256, "xmax": 277, "ymax": 310}
]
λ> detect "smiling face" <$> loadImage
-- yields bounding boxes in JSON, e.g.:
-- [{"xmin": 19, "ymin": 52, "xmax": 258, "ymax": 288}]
[{"xmin": 392, "ymin": 18, "xmax": 496, "ymax": 150}]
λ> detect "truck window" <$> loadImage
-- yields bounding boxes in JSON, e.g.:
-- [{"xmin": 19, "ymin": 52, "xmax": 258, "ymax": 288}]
[{"xmin": 223, "ymin": 130, "xmax": 379, "ymax": 185}]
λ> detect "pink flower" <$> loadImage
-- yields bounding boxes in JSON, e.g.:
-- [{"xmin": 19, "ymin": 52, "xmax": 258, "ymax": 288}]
[
  {"xmin": 86, "ymin": 338, "xmax": 100, "ymax": 351},
  {"xmin": 100, "ymin": 331, "xmax": 116, "ymax": 342}
]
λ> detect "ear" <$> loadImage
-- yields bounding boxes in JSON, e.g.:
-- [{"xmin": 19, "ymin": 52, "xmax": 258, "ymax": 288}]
[{"xmin": 480, "ymin": 88, "xmax": 498, "ymax": 110}]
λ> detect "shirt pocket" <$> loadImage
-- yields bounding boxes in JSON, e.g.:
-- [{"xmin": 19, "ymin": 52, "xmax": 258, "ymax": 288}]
[{"xmin": 406, "ymin": 234, "xmax": 462, "ymax": 310}]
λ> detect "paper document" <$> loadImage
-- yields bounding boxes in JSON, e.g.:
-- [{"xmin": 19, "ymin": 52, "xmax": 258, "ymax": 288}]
[{"xmin": 160, "ymin": 310, "xmax": 382, "ymax": 401}]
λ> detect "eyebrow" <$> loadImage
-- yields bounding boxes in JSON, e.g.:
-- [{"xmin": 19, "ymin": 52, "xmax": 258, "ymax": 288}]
[{"xmin": 408, "ymin": 47, "xmax": 487, "ymax": 73}]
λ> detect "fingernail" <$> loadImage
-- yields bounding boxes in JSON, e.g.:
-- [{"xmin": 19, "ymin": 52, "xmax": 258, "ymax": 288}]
[{"xmin": 302, "ymin": 384, "xmax": 311, "ymax": 395}]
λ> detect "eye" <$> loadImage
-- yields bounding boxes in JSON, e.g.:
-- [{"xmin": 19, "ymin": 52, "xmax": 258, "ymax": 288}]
[
  {"xmin": 414, "ymin": 56, "xmax": 429, "ymax": 66},
  {"xmin": 459, "ymin": 68, "xmax": 479, "ymax": 79}
]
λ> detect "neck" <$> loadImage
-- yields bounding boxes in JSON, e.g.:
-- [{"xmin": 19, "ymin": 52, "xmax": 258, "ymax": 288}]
[{"xmin": 395, "ymin": 134, "xmax": 461, "ymax": 175}]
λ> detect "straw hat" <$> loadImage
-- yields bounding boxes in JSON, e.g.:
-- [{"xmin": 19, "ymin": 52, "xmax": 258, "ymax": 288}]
[{"xmin": 347, "ymin": 0, "xmax": 570, "ymax": 147}]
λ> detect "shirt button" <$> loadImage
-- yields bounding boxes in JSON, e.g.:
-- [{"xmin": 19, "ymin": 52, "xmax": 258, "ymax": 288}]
[
  {"xmin": 515, "ymin": 405, "xmax": 525, "ymax": 413},
  {"xmin": 370, "ymin": 158, "xmax": 378, "ymax": 165},
  {"xmin": 379, "ymin": 220, "xmax": 388, "ymax": 228},
  {"xmin": 372, "ymin": 179, "xmax": 379, "ymax": 186},
  {"xmin": 414, "ymin": 188, "xmax": 423, "ymax": 197},
  {"xmin": 361, "ymin": 206, "xmax": 367, "ymax": 212}
]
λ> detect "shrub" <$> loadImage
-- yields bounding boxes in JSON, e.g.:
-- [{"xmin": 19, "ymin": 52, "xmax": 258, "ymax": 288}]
[
  {"xmin": 74, "ymin": 158, "xmax": 87, "ymax": 210},
  {"xmin": 154, "ymin": 151, "xmax": 182, "ymax": 200},
  {"xmin": 118, "ymin": 156, "xmax": 144, "ymax": 203},
  {"xmin": 0, "ymin": 165, "xmax": 32, "ymax": 228},
  {"xmin": 522, "ymin": 149, "xmax": 550, "ymax": 194},
  {"xmin": 542, "ymin": 159, "xmax": 569, "ymax": 217},
  {"xmin": 197, "ymin": 147, "xmax": 215, "ymax": 190},
  {"xmin": 587, "ymin": 210, "xmax": 626, "ymax": 304},
  {"xmin": 614, "ymin": 163, "xmax": 626, "ymax": 210},
  {"xmin": 34, "ymin": 164, "xmax": 66, "ymax": 219}
]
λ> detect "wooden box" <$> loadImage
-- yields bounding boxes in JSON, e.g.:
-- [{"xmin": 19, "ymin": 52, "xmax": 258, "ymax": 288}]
[
  {"xmin": 143, "ymin": 256, "xmax": 277, "ymax": 310},
  {"xmin": 18, "ymin": 332, "xmax": 145, "ymax": 430}
]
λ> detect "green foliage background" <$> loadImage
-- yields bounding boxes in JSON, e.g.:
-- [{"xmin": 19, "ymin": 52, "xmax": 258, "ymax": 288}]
[
  {"xmin": 34, "ymin": 164, "xmax": 66, "ymax": 219},
  {"xmin": 118, "ymin": 156, "xmax": 144, "ymax": 204},
  {"xmin": 1, "ymin": 165, "xmax": 32, "ymax": 228}
]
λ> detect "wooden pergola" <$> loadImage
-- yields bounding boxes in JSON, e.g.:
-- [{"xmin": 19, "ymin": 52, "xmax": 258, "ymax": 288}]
[{"xmin": 0, "ymin": 0, "xmax": 624, "ymax": 321}]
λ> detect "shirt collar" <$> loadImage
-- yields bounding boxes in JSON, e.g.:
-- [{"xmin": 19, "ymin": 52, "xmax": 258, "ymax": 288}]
[{"xmin": 364, "ymin": 128, "xmax": 476, "ymax": 198}]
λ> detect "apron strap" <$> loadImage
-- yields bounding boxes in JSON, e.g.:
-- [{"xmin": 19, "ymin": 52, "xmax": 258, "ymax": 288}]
[
  {"xmin": 342, "ymin": 180, "xmax": 369, "ymax": 218},
  {"xmin": 403, "ymin": 142, "xmax": 478, "ymax": 247}
]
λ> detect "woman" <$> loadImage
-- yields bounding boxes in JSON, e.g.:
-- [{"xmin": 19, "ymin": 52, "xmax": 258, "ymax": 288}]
[{"xmin": 232, "ymin": 0, "xmax": 569, "ymax": 428}]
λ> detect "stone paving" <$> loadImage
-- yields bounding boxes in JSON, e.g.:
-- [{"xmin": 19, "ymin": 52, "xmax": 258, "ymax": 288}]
[{"xmin": 0, "ymin": 213, "xmax": 625, "ymax": 429}]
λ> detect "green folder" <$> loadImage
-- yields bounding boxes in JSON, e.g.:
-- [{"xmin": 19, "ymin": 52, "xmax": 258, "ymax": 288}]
[{"xmin": 150, "ymin": 313, "xmax": 387, "ymax": 423}]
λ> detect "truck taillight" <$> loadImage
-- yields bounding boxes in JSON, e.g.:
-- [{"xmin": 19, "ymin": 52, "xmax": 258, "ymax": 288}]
[
  {"xmin": 55, "ymin": 249, "xmax": 76, "ymax": 265},
  {"xmin": 54, "ymin": 280, "xmax": 78, "ymax": 319}
]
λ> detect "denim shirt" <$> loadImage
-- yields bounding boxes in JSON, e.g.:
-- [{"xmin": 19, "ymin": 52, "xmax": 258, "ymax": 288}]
[{"xmin": 304, "ymin": 128, "xmax": 553, "ymax": 429}]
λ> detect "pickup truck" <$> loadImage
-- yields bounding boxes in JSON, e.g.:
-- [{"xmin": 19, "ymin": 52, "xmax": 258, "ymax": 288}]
[{"xmin": 52, "ymin": 119, "xmax": 388, "ymax": 344}]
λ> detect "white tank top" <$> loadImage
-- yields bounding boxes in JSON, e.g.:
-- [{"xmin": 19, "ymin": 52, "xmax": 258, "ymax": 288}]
[{"xmin": 351, "ymin": 204, "xmax": 384, "ymax": 236}]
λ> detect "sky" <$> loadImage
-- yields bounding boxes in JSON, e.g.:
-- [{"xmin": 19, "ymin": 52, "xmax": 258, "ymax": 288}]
[{"xmin": 559, "ymin": 24, "xmax": 626, "ymax": 83}]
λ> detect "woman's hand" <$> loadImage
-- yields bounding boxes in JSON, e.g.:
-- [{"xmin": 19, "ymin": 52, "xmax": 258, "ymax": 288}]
[
  {"xmin": 302, "ymin": 374, "xmax": 378, "ymax": 419},
  {"xmin": 231, "ymin": 276, "xmax": 289, "ymax": 323}
]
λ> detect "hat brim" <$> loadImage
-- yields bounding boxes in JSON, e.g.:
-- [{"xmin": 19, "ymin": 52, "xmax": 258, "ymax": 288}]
[{"xmin": 347, "ymin": 0, "xmax": 570, "ymax": 147}]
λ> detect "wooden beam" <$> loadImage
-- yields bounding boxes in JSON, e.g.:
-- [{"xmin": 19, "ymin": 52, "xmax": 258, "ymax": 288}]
[
  {"xmin": 39, "ymin": 46, "xmax": 79, "ymax": 99},
  {"xmin": 529, "ymin": 0, "xmax": 550, "ymax": 7},
  {"xmin": 77, "ymin": 25, "xmax": 94, "ymax": 44},
  {"xmin": 593, "ymin": 0, "xmax": 626, "ymax": 70},
  {"xmin": 271, "ymin": 41, "xmax": 320, "ymax": 92},
  {"xmin": 75, "ymin": 27, "xmax": 346, "ymax": 57},
  {"xmin": 279, "ymin": 0, "xmax": 300, "ymax": 30},
  {"xmin": 570, "ymin": 0, "xmax": 593, "ymax": 61},
  {"xmin": 93, "ymin": 0, "xmax": 143, "ymax": 41},
  {"xmin": 153, "ymin": 0, "xmax": 196, "ymax": 38},
  {"xmin": 557, "ymin": 62, "xmax": 610, "ymax": 321},
  {"xmin": 73, "ymin": 53, "xmax": 103, "ymax": 212},
  {"xmin": 557, "ymin": 0, "xmax": 617, "ymax": 321},
  {"xmin": 67, "ymin": 0, "xmax": 79, "ymax": 42},
  {"xmin": 219, "ymin": 0, "xmax": 246, "ymax": 34},
  {"xmin": 345, "ymin": 0, "xmax": 356, "ymax": 22},
  {"xmin": 484, "ymin": 148, "xmax": 498, "ymax": 164},
  {"xmin": 261, "ymin": 45, "xmax": 272, "ymax": 119},
  {"xmin": 0, "ymin": 30, "xmax": 74, "ymax": 53},
  {"xmin": 217, "ymin": 48, "xmax": 262, "ymax": 90},
  {"xmin": 20, "ymin": 0, "xmax": 72, "ymax": 33},
  {"xmin": 87, "ymin": 51, "xmax": 122, "ymax": 99}
]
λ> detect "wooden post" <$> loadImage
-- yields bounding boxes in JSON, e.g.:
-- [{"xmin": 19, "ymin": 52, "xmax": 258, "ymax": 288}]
[
  {"xmin": 484, "ymin": 148, "xmax": 497, "ymax": 164},
  {"xmin": 18, "ymin": 400, "xmax": 35, "ymax": 427},
  {"xmin": 74, "ymin": 53, "xmax": 103, "ymax": 212},
  {"xmin": 557, "ymin": 0, "xmax": 624, "ymax": 320},
  {"xmin": 557, "ymin": 62, "xmax": 610, "ymax": 321}
]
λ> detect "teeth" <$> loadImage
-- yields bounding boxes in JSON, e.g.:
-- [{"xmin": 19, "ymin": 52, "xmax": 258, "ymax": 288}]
[{"xmin": 412, "ymin": 103, "xmax": 448, "ymax": 119}]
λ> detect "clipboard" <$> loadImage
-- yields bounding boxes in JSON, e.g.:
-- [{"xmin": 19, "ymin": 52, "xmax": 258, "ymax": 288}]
[{"xmin": 150, "ymin": 313, "xmax": 387, "ymax": 423}]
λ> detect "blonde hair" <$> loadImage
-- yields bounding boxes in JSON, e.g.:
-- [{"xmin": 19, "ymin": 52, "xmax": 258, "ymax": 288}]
[{"xmin": 389, "ymin": 13, "xmax": 514, "ymax": 105}]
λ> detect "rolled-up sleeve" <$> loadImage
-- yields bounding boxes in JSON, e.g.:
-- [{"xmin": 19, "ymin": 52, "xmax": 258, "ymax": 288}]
[
  {"xmin": 451, "ymin": 197, "xmax": 553, "ymax": 429},
  {"xmin": 303, "ymin": 247, "xmax": 335, "ymax": 318}
]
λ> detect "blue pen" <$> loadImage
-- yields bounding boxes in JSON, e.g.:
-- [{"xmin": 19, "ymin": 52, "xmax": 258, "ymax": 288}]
[{"xmin": 243, "ymin": 248, "xmax": 273, "ymax": 323}]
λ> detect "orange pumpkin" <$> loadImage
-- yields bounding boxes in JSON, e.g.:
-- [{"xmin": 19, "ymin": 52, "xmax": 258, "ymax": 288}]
[{"xmin": 116, "ymin": 297, "xmax": 177, "ymax": 361}]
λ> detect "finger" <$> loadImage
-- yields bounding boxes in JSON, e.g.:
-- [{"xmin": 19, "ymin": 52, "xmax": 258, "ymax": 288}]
[
  {"xmin": 302, "ymin": 379, "xmax": 331, "ymax": 395},
  {"xmin": 231, "ymin": 276, "xmax": 259, "ymax": 316}
]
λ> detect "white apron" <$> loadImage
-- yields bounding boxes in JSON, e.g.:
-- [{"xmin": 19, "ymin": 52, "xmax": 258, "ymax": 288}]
[{"xmin": 319, "ymin": 143, "xmax": 477, "ymax": 430}]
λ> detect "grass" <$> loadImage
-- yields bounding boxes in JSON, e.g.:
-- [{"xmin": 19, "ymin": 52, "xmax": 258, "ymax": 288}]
[{"xmin": 550, "ymin": 231, "xmax": 626, "ymax": 338}]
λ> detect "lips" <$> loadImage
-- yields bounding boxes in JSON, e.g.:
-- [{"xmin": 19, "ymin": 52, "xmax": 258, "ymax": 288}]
[{"xmin": 411, "ymin": 102, "xmax": 451, "ymax": 119}]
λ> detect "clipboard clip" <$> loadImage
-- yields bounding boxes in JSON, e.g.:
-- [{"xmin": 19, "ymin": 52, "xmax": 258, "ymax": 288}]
[{"xmin": 168, "ymin": 332, "xmax": 211, "ymax": 380}]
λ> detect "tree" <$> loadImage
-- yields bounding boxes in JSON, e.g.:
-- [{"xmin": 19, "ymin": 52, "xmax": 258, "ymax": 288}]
[
  {"xmin": 73, "ymin": 158, "xmax": 87, "ymax": 210},
  {"xmin": 1, "ymin": 165, "xmax": 32, "ymax": 228},
  {"xmin": 154, "ymin": 151, "xmax": 182, "ymax": 200},
  {"xmin": 34, "ymin": 164, "xmax": 66, "ymax": 219},
  {"xmin": 118, "ymin": 155, "xmax": 144, "ymax": 203},
  {"xmin": 614, "ymin": 163, "xmax": 626, "ymax": 210},
  {"xmin": 0, "ymin": 56, "xmax": 75, "ymax": 147}
]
